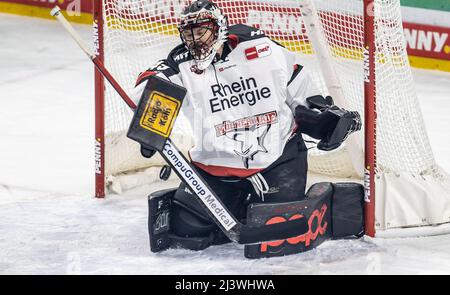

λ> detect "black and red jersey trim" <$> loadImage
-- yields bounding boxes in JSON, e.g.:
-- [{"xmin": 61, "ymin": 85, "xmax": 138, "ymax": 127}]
[
  {"xmin": 288, "ymin": 64, "xmax": 304, "ymax": 86},
  {"xmin": 135, "ymin": 71, "xmax": 157, "ymax": 86}
]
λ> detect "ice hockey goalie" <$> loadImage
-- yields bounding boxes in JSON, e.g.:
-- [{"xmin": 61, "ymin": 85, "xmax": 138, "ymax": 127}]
[{"xmin": 132, "ymin": 0, "xmax": 364, "ymax": 258}]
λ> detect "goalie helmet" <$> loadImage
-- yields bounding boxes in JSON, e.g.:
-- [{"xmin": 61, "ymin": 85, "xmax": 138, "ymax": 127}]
[{"xmin": 178, "ymin": 0, "xmax": 228, "ymax": 71}]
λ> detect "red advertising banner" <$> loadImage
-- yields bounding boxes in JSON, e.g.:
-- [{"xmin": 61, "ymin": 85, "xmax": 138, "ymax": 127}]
[
  {"xmin": 1, "ymin": 0, "xmax": 93, "ymax": 13},
  {"xmin": 404, "ymin": 22, "xmax": 450, "ymax": 61},
  {"xmin": 1, "ymin": 0, "xmax": 449, "ymax": 69}
]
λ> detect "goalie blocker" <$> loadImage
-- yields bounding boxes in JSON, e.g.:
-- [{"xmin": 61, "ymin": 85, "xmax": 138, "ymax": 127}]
[{"xmin": 148, "ymin": 182, "xmax": 364, "ymax": 258}]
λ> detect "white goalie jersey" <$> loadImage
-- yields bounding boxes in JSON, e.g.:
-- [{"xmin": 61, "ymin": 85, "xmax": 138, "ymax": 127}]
[{"xmin": 133, "ymin": 24, "xmax": 320, "ymax": 177}]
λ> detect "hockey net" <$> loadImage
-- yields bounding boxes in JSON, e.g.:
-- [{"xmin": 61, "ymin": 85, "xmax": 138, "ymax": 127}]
[{"xmin": 97, "ymin": 0, "xmax": 450, "ymax": 235}]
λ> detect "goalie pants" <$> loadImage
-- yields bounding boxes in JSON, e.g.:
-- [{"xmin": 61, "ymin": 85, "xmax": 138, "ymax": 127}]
[{"xmin": 171, "ymin": 132, "xmax": 308, "ymax": 241}]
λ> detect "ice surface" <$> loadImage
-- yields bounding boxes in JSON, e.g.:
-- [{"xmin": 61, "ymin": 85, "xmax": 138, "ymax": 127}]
[{"xmin": 1, "ymin": 13, "xmax": 450, "ymax": 274}]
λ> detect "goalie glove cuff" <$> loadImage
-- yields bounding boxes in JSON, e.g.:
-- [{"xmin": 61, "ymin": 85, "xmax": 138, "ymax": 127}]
[
  {"xmin": 307, "ymin": 95, "xmax": 334, "ymax": 110},
  {"xmin": 295, "ymin": 95, "xmax": 361, "ymax": 151}
]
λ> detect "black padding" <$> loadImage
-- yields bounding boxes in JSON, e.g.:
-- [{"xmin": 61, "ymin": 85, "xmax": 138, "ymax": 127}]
[
  {"xmin": 239, "ymin": 217, "xmax": 309, "ymax": 245},
  {"xmin": 148, "ymin": 188, "xmax": 223, "ymax": 252},
  {"xmin": 306, "ymin": 182, "xmax": 334, "ymax": 199},
  {"xmin": 149, "ymin": 187, "xmax": 177, "ymax": 199},
  {"xmin": 141, "ymin": 144, "xmax": 156, "ymax": 158},
  {"xmin": 148, "ymin": 188, "xmax": 177, "ymax": 252},
  {"xmin": 244, "ymin": 182, "xmax": 333, "ymax": 258},
  {"xmin": 295, "ymin": 104, "xmax": 339, "ymax": 140},
  {"xmin": 331, "ymin": 183, "xmax": 365, "ymax": 238},
  {"xmin": 295, "ymin": 95, "xmax": 361, "ymax": 152},
  {"xmin": 316, "ymin": 108, "xmax": 361, "ymax": 151},
  {"xmin": 170, "ymin": 202, "xmax": 216, "ymax": 237},
  {"xmin": 168, "ymin": 234, "xmax": 214, "ymax": 251},
  {"xmin": 307, "ymin": 95, "xmax": 334, "ymax": 110}
]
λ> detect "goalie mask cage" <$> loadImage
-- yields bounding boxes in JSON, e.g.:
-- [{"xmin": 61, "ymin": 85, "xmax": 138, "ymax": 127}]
[{"xmin": 94, "ymin": 0, "xmax": 450, "ymax": 237}]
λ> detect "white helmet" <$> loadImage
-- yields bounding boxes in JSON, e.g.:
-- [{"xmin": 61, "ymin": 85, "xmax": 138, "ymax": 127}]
[{"xmin": 178, "ymin": 1, "xmax": 228, "ymax": 71}]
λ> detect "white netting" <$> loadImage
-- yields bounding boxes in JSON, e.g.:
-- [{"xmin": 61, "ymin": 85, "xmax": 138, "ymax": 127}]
[
  {"xmin": 103, "ymin": 0, "xmax": 191, "ymax": 178},
  {"xmin": 101, "ymin": 0, "xmax": 450, "ymax": 230}
]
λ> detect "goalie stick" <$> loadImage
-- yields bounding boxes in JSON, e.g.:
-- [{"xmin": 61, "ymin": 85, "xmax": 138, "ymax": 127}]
[{"xmin": 51, "ymin": 6, "xmax": 309, "ymax": 244}]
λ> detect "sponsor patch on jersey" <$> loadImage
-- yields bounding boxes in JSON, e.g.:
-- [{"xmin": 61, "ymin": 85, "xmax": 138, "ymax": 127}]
[
  {"xmin": 245, "ymin": 43, "xmax": 271, "ymax": 60},
  {"xmin": 139, "ymin": 91, "xmax": 180, "ymax": 137},
  {"xmin": 215, "ymin": 111, "xmax": 278, "ymax": 137},
  {"xmin": 218, "ymin": 64, "xmax": 237, "ymax": 72}
]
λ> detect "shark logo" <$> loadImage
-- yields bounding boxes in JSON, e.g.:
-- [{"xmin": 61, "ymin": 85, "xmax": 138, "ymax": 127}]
[{"xmin": 225, "ymin": 124, "xmax": 271, "ymax": 168}]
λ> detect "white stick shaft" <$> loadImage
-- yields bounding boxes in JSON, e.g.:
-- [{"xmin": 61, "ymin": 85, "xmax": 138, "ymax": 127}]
[
  {"xmin": 51, "ymin": 6, "xmax": 95, "ymax": 60},
  {"xmin": 51, "ymin": 6, "xmax": 138, "ymax": 110}
]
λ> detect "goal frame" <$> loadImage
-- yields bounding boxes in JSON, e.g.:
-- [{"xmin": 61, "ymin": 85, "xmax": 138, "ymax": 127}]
[{"xmin": 93, "ymin": 0, "xmax": 379, "ymax": 237}]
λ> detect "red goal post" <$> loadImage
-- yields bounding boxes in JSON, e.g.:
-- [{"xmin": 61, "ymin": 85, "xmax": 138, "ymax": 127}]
[
  {"xmin": 93, "ymin": 0, "xmax": 105, "ymax": 199},
  {"xmin": 364, "ymin": 0, "xmax": 376, "ymax": 238}
]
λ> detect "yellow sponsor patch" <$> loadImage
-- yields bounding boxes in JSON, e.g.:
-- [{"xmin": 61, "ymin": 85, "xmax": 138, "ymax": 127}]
[{"xmin": 139, "ymin": 91, "xmax": 180, "ymax": 137}]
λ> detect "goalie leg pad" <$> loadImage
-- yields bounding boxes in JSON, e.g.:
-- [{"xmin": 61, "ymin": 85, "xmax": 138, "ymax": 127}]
[
  {"xmin": 148, "ymin": 188, "xmax": 231, "ymax": 253},
  {"xmin": 331, "ymin": 183, "xmax": 365, "ymax": 238},
  {"xmin": 170, "ymin": 200, "xmax": 216, "ymax": 237},
  {"xmin": 148, "ymin": 182, "xmax": 365, "ymax": 255},
  {"xmin": 244, "ymin": 182, "xmax": 365, "ymax": 259},
  {"xmin": 148, "ymin": 188, "xmax": 175, "ymax": 253},
  {"xmin": 244, "ymin": 182, "xmax": 333, "ymax": 259}
]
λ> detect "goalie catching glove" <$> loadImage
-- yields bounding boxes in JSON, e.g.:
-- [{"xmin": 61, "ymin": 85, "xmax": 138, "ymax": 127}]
[{"xmin": 295, "ymin": 95, "xmax": 361, "ymax": 151}]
